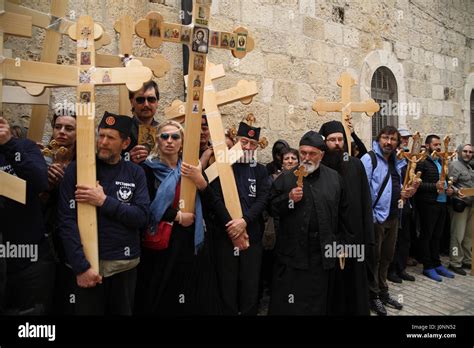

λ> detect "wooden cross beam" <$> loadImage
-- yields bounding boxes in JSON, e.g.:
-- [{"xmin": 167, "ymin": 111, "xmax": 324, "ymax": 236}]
[
  {"xmin": 1, "ymin": 14, "xmax": 152, "ymax": 271},
  {"xmin": 165, "ymin": 61, "xmax": 256, "ymax": 186},
  {"xmin": 312, "ymin": 72, "xmax": 379, "ymax": 156},
  {"xmin": 431, "ymin": 136, "xmax": 456, "ymax": 193},
  {"xmin": 396, "ymin": 131, "xmax": 427, "ymax": 207},
  {"xmin": 0, "ymin": 0, "xmax": 27, "ymax": 204},
  {"xmin": 135, "ymin": 0, "xmax": 254, "ymax": 213},
  {"xmin": 111, "ymin": 15, "xmax": 171, "ymax": 116},
  {"xmin": 4, "ymin": 0, "xmax": 112, "ymax": 143},
  {"xmin": 294, "ymin": 165, "xmax": 308, "ymax": 188}
]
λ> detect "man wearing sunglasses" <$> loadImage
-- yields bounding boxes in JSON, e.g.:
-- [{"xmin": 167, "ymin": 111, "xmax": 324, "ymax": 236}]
[{"xmin": 125, "ymin": 81, "xmax": 160, "ymax": 164}]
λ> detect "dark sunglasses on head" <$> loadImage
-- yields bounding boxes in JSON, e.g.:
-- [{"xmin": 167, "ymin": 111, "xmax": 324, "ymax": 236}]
[
  {"xmin": 135, "ymin": 96, "xmax": 158, "ymax": 104},
  {"xmin": 160, "ymin": 132, "xmax": 181, "ymax": 140}
]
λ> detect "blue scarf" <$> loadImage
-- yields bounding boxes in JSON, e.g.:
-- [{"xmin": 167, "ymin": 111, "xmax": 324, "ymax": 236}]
[{"xmin": 145, "ymin": 158, "xmax": 204, "ymax": 254}]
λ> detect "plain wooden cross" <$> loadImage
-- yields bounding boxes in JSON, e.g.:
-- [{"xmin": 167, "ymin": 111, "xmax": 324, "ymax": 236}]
[
  {"xmin": 164, "ymin": 60, "xmax": 257, "ymax": 184},
  {"xmin": 111, "ymin": 15, "xmax": 171, "ymax": 116},
  {"xmin": 396, "ymin": 131, "xmax": 427, "ymax": 206},
  {"xmin": 312, "ymin": 72, "xmax": 379, "ymax": 156},
  {"xmin": 294, "ymin": 165, "xmax": 308, "ymax": 188},
  {"xmin": 165, "ymin": 61, "xmax": 258, "ymax": 250},
  {"xmin": 431, "ymin": 136, "xmax": 456, "ymax": 194},
  {"xmin": 135, "ymin": 0, "xmax": 254, "ymax": 213}
]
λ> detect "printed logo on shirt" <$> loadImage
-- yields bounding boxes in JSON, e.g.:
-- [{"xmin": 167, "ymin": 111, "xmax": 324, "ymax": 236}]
[
  {"xmin": 248, "ymin": 178, "xmax": 256, "ymax": 198},
  {"xmin": 116, "ymin": 181, "xmax": 135, "ymax": 203},
  {"xmin": 1, "ymin": 164, "xmax": 17, "ymax": 176}
]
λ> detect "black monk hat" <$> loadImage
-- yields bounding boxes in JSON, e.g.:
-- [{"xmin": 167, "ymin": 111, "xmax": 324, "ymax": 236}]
[
  {"xmin": 237, "ymin": 113, "xmax": 261, "ymax": 141},
  {"xmin": 299, "ymin": 130, "xmax": 327, "ymax": 151},
  {"xmin": 319, "ymin": 120, "xmax": 345, "ymax": 138},
  {"xmin": 98, "ymin": 111, "xmax": 133, "ymax": 138}
]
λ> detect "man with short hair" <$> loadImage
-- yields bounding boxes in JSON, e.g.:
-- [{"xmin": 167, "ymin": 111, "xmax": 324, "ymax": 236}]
[
  {"xmin": 415, "ymin": 134, "xmax": 455, "ymax": 282},
  {"xmin": 447, "ymin": 143, "xmax": 473, "ymax": 275},
  {"xmin": 199, "ymin": 114, "xmax": 214, "ymax": 169},
  {"xmin": 58, "ymin": 112, "xmax": 150, "ymax": 315},
  {"xmin": 361, "ymin": 126, "xmax": 414, "ymax": 316},
  {"xmin": 126, "ymin": 81, "xmax": 160, "ymax": 164},
  {"xmin": 319, "ymin": 120, "xmax": 374, "ymax": 316},
  {"xmin": 269, "ymin": 131, "xmax": 350, "ymax": 315}
]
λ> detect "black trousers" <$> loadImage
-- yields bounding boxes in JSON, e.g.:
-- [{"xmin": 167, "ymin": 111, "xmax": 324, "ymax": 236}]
[
  {"xmin": 52, "ymin": 262, "xmax": 76, "ymax": 315},
  {"xmin": 214, "ymin": 235, "xmax": 262, "ymax": 315},
  {"xmin": 417, "ymin": 202, "xmax": 446, "ymax": 270},
  {"xmin": 390, "ymin": 205, "xmax": 412, "ymax": 274},
  {"xmin": 5, "ymin": 257, "xmax": 55, "ymax": 314},
  {"xmin": 75, "ymin": 267, "xmax": 137, "ymax": 315},
  {"xmin": 0, "ymin": 233, "xmax": 5, "ymax": 314}
]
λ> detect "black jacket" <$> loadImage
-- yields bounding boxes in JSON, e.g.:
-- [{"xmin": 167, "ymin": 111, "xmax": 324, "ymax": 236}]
[
  {"xmin": 0, "ymin": 138, "xmax": 49, "ymax": 272},
  {"xmin": 58, "ymin": 158, "xmax": 150, "ymax": 275},
  {"xmin": 212, "ymin": 162, "xmax": 271, "ymax": 243},
  {"xmin": 415, "ymin": 156, "xmax": 446, "ymax": 204},
  {"xmin": 270, "ymin": 164, "xmax": 349, "ymax": 271}
]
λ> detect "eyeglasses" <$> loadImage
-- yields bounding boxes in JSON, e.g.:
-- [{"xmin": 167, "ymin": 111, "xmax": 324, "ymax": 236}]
[
  {"xmin": 160, "ymin": 132, "xmax": 181, "ymax": 140},
  {"xmin": 135, "ymin": 96, "xmax": 158, "ymax": 104}
]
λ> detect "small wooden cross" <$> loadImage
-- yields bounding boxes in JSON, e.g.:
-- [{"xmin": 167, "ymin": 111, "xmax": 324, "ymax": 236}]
[
  {"xmin": 396, "ymin": 131, "xmax": 427, "ymax": 206},
  {"xmin": 312, "ymin": 72, "xmax": 379, "ymax": 156},
  {"xmin": 294, "ymin": 165, "xmax": 308, "ymax": 188},
  {"xmin": 431, "ymin": 136, "xmax": 456, "ymax": 193},
  {"xmin": 135, "ymin": 0, "xmax": 254, "ymax": 214}
]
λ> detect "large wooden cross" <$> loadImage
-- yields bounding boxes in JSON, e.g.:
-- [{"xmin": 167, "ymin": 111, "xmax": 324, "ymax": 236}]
[
  {"xmin": 1, "ymin": 15, "xmax": 152, "ymax": 272},
  {"xmin": 107, "ymin": 15, "xmax": 171, "ymax": 116},
  {"xmin": 135, "ymin": 0, "xmax": 254, "ymax": 213},
  {"xmin": 0, "ymin": 0, "xmax": 31, "ymax": 204},
  {"xmin": 164, "ymin": 60, "xmax": 256, "ymax": 182},
  {"xmin": 312, "ymin": 72, "xmax": 379, "ymax": 156},
  {"xmin": 5, "ymin": 0, "xmax": 112, "ymax": 142},
  {"xmin": 396, "ymin": 131, "xmax": 427, "ymax": 207},
  {"xmin": 431, "ymin": 136, "xmax": 456, "ymax": 194}
]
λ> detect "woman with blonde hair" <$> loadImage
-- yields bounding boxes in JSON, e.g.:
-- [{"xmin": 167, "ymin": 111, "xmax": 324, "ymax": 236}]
[{"xmin": 135, "ymin": 120, "xmax": 231, "ymax": 315}]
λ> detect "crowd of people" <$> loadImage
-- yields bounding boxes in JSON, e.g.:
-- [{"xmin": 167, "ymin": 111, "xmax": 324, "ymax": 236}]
[{"xmin": 0, "ymin": 80, "xmax": 472, "ymax": 316}]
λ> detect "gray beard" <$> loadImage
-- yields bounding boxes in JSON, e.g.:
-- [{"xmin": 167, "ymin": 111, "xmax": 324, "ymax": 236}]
[{"xmin": 303, "ymin": 162, "xmax": 318, "ymax": 174}]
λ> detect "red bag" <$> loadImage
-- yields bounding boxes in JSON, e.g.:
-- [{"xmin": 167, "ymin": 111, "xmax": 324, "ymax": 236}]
[{"xmin": 142, "ymin": 182, "xmax": 180, "ymax": 250}]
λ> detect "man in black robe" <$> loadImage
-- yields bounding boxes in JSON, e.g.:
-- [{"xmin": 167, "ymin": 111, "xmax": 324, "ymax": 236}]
[
  {"xmin": 319, "ymin": 121, "xmax": 374, "ymax": 315},
  {"xmin": 269, "ymin": 131, "xmax": 349, "ymax": 315}
]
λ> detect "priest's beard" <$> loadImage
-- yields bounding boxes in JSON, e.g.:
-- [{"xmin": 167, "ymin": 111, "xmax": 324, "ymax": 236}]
[
  {"xmin": 322, "ymin": 147, "xmax": 345, "ymax": 174},
  {"xmin": 302, "ymin": 160, "xmax": 319, "ymax": 174}
]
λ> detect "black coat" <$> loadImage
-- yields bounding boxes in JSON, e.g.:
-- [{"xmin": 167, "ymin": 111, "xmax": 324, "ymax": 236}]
[
  {"xmin": 415, "ymin": 157, "xmax": 445, "ymax": 204},
  {"xmin": 329, "ymin": 157, "xmax": 374, "ymax": 315},
  {"xmin": 270, "ymin": 164, "xmax": 349, "ymax": 271}
]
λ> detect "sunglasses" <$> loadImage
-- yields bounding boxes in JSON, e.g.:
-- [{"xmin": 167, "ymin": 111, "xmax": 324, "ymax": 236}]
[
  {"xmin": 160, "ymin": 132, "xmax": 181, "ymax": 140},
  {"xmin": 135, "ymin": 96, "xmax": 158, "ymax": 104}
]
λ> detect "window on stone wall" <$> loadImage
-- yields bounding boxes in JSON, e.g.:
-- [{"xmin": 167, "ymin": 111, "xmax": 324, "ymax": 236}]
[{"xmin": 371, "ymin": 67, "xmax": 398, "ymax": 141}]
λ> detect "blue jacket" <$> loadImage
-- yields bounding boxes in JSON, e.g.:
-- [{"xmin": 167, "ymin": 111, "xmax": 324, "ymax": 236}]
[{"xmin": 361, "ymin": 141, "xmax": 406, "ymax": 223}]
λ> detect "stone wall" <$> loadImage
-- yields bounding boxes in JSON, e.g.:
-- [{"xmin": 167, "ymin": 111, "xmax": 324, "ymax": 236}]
[{"xmin": 4, "ymin": 0, "xmax": 473, "ymax": 163}]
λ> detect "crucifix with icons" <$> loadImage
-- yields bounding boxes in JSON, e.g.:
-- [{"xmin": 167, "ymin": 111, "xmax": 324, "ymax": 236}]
[{"xmin": 135, "ymin": 0, "xmax": 254, "ymax": 214}]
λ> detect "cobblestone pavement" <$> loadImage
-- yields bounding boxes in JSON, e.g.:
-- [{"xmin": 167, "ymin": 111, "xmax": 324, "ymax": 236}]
[{"xmin": 258, "ymin": 257, "xmax": 474, "ymax": 316}]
